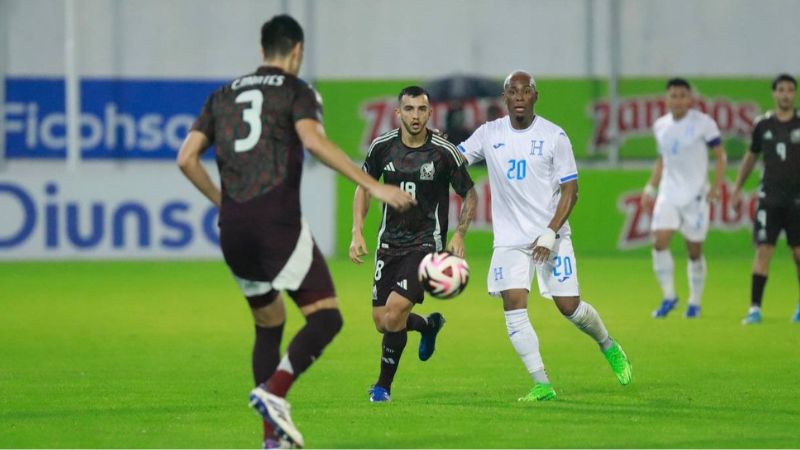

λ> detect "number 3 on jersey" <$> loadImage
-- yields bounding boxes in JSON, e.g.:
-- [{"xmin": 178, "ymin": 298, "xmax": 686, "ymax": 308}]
[
  {"xmin": 235, "ymin": 90, "xmax": 263, "ymax": 152},
  {"xmin": 400, "ymin": 181, "xmax": 416, "ymax": 199}
]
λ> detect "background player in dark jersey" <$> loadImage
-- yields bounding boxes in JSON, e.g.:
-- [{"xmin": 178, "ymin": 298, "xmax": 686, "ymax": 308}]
[
  {"xmin": 177, "ymin": 15, "xmax": 414, "ymax": 448},
  {"xmin": 349, "ymin": 86, "xmax": 478, "ymax": 402},
  {"xmin": 732, "ymin": 74, "xmax": 800, "ymax": 324}
]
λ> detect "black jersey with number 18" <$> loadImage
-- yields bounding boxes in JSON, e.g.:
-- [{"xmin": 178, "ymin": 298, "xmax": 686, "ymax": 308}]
[
  {"xmin": 363, "ymin": 129, "xmax": 474, "ymax": 255},
  {"xmin": 750, "ymin": 109, "xmax": 800, "ymax": 206}
]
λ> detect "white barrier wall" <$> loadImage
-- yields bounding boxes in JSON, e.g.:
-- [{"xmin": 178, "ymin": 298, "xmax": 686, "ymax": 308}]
[
  {"xmin": 4, "ymin": 0, "xmax": 800, "ymax": 78},
  {"xmin": 0, "ymin": 160, "xmax": 336, "ymax": 259}
]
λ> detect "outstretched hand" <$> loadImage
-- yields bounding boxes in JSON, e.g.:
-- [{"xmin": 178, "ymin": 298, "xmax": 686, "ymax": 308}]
[{"xmin": 370, "ymin": 184, "xmax": 416, "ymax": 212}]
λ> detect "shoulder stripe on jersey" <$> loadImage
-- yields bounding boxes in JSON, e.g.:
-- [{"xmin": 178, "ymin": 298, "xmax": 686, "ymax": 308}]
[
  {"xmin": 559, "ymin": 173, "xmax": 578, "ymax": 183},
  {"xmin": 431, "ymin": 135, "xmax": 465, "ymax": 166},
  {"xmin": 367, "ymin": 129, "xmax": 399, "ymax": 158}
]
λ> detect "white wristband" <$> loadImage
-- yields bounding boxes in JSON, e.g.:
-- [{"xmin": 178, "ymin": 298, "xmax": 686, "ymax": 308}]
[
  {"xmin": 643, "ymin": 184, "xmax": 657, "ymax": 198},
  {"xmin": 536, "ymin": 228, "xmax": 557, "ymax": 251}
]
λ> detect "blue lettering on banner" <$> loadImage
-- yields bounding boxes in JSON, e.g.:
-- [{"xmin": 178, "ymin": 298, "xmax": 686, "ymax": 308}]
[
  {"xmin": 0, "ymin": 183, "xmax": 37, "ymax": 247},
  {"xmin": 0, "ymin": 181, "xmax": 220, "ymax": 251},
  {"xmin": 4, "ymin": 77, "xmax": 224, "ymax": 159}
]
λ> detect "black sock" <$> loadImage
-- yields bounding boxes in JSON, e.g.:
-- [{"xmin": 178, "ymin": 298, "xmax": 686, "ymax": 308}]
[
  {"xmin": 406, "ymin": 313, "xmax": 428, "ymax": 332},
  {"xmin": 286, "ymin": 309, "xmax": 343, "ymax": 377},
  {"xmin": 252, "ymin": 323, "xmax": 284, "ymax": 386},
  {"xmin": 376, "ymin": 330, "xmax": 408, "ymax": 392},
  {"xmin": 752, "ymin": 274, "xmax": 768, "ymax": 307}
]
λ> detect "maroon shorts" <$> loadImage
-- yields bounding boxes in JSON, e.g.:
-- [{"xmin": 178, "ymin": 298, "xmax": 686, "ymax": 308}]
[{"xmin": 220, "ymin": 219, "xmax": 335, "ymax": 308}]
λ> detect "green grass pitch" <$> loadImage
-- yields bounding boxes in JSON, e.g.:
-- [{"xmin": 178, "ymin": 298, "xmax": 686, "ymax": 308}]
[{"xmin": 1, "ymin": 251, "xmax": 799, "ymax": 448}]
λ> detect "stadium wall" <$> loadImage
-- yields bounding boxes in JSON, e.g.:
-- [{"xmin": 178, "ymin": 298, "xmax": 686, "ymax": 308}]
[{"xmin": 2, "ymin": 0, "xmax": 794, "ymax": 260}]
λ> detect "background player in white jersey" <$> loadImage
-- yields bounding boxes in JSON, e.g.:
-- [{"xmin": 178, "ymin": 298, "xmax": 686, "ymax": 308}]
[
  {"xmin": 642, "ymin": 78, "xmax": 727, "ymax": 319},
  {"xmin": 457, "ymin": 71, "xmax": 632, "ymax": 401}
]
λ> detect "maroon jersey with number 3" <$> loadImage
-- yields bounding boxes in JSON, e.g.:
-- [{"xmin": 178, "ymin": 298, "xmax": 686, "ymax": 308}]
[{"xmin": 192, "ymin": 66, "xmax": 322, "ymax": 226}]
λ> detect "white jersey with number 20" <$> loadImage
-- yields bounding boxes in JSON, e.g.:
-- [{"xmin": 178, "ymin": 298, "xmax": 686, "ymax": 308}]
[{"xmin": 458, "ymin": 115, "xmax": 578, "ymax": 248}]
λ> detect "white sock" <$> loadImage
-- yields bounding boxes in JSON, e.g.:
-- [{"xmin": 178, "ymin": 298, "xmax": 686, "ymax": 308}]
[
  {"xmin": 688, "ymin": 257, "xmax": 706, "ymax": 306},
  {"xmin": 276, "ymin": 355, "xmax": 294, "ymax": 374},
  {"xmin": 567, "ymin": 301, "xmax": 612, "ymax": 351},
  {"xmin": 652, "ymin": 249, "xmax": 676, "ymax": 300},
  {"xmin": 504, "ymin": 309, "xmax": 547, "ymax": 383}
]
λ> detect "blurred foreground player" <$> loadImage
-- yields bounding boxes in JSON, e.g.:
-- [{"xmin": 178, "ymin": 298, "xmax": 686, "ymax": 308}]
[{"xmin": 177, "ymin": 14, "xmax": 414, "ymax": 448}]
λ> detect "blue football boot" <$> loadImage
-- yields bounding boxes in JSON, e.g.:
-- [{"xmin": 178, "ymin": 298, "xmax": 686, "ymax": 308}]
[
  {"xmin": 652, "ymin": 298, "xmax": 679, "ymax": 318},
  {"xmin": 368, "ymin": 385, "xmax": 391, "ymax": 403},
  {"xmin": 684, "ymin": 304, "xmax": 701, "ymax": 319},
  {"xmin": 419, "ymin": 312, "xmax": 446, "ymax": 361}
]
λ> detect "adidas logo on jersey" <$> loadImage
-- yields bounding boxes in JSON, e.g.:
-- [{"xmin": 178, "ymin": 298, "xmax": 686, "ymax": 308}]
[
  {"xmin": 384, "ymin": 162, "xmax": 396, "ymax": 172},
  {"xmin": 763, "ymin": 130, "xmax": 773, "ymax": 140},
  {"xmin": 396, "ymin": 279, "xmax": 408, "ymax": 290}
]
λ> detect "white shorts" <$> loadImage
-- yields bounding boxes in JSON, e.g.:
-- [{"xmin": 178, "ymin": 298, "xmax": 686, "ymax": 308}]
[
  {"xmin": 487, "ymin": 235, "xmax": 580, "ymax": 299},
  {"xmin": 651, "ymin": 194, "xmax": 710, "ymax": 242}
]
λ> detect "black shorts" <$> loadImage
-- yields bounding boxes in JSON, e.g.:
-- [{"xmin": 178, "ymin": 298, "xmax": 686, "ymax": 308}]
[
  {"xmin": 372, "ymin": 249, "xmax": 427, "ymax": 307},
  {"xmin": 220, "ymin": 220, "xmax": 335, "ymax": 309},
  {"xmin": 753, "ymin": 201, "xmax": 800, "ymax": 247}
]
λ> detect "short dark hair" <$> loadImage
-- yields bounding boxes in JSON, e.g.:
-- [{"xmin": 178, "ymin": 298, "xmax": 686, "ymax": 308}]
[
  {"xmin": 261, "ymin": 15, "xmax": 304, "ymax": 59},
  {"xmin": 772, "ymin": 73, "xmax": 797, "ymax": 90},
  {"xmin": 397, "ymin": 86, "xmax": 431, "ymax": 103},
  {"xmin": 666, "ymin": 78, "xmax": 691, "ymax": 91}
]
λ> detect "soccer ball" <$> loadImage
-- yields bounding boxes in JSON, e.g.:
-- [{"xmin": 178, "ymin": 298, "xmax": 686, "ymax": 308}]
[{"xmin": 417, "ymin": 252, "xmax": 470, "ymax": 299}]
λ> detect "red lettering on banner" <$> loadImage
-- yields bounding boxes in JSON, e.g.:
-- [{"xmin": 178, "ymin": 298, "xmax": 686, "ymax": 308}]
[
  {"xmin": 590, "ymin": 95, "xmax": 759, "ymax": 149},
  {"xmin": 617, "ymin": 181, "xmax": 760, "ymax": 249},
  {"xmin": 361, "ymin": 97, "xmax": 505, "ymax": 154}
]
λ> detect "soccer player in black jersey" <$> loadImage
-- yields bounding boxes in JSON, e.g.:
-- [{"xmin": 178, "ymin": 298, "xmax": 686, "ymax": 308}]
[
  {"xmin": 177, "ymin": 15, "xmax": 414, "ymax": 448},
  {"xmin": 349, "ymin": 86, "xmax": 478, "ymax": 402},
  {"xmin": 732, "ymin": 74, "xmax": 800, "ymax": 324}
]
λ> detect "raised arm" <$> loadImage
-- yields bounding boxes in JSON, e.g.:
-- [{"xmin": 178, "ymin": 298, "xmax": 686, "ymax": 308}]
[{"xmin": 295, "ymin": 119, "xmax": 415, "ymax": 212}]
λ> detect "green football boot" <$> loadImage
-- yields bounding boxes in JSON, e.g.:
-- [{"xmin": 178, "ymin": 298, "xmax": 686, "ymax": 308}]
[
  {"xmin": 603, "ymin": 338, "xmax": 632, "ymax": 385},
  {"xmin": 518, "ymin": 383, "xmax": 557, "ymax": 401}
]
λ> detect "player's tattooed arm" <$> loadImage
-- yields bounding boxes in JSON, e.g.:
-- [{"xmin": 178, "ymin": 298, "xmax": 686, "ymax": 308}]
[{"xmin": 447, "ymin": 187, "xmax": 477, "ymax": 258}]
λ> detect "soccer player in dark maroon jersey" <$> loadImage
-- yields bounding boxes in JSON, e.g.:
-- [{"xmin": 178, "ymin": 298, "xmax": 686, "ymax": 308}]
[
  {"xmin": 733, "ymin": 74, "xmax": 800, "ymax": 324},
  {"xmin": 349, "ymin": 86, "xmax": 478, "ymax": 402},
  {"xmin": 177, "ymin": 15, "xmax": 414, "ymax": 448}
]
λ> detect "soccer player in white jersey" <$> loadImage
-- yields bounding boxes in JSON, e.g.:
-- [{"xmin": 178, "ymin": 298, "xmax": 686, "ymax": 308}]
[
  {"xmin": 457, "ymin": 71, "xmax": 632, "ymax": 401},
  {"xmin": 642, "ymin": 78, "xmax": 727, "ymax": 319}
]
